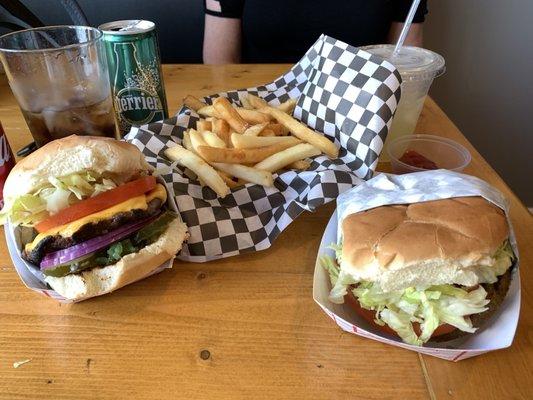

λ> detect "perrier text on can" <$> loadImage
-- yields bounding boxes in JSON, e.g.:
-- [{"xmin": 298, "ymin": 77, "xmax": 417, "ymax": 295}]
[{"xmin": 99, "ymin": 20, "xmax": 168, "ymax": 135}]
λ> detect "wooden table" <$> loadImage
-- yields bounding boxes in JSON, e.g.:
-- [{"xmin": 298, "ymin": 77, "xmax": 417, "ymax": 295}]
[{"xmin": 0, "ymin": 65, "xmax": 531, "ymax": 400}]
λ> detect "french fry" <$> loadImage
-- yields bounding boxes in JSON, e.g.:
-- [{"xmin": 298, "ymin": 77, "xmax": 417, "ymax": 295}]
[
  {"xmin": 247, "ymin": 94, "xmax": 268, "ymax": 109},
  {"xmin": 262, "ymin": 106, "xmax": 339, "ymax": 158},
  {"xmin": 277, "ymin": 98, "xmax": 297, "ymax": 114},
  {"xmin": 212, "ymin": 118, "xmax": 232, "ymax": 147},
  {"xmin": 217, "ymin": 171, "xmax": 240, "ymax": 189},
  {"xmin": 265, "ymin": 123, "xmax": 290, "ymax": 136},
  {"xmin": 254, "ymin": 143, "xmax": 321, "ymax": 172},
  {"xmin": 196, "ymin": 120, "xmax": 212, "ymax": 133},
  {"xmin": 213, "ymin": 97, "xmax": 249, "ymax": 134},
  {"xmin": 258, "ymin": 129, "xmax": 276, "ymax": 137},
  {"xmin": 176, "ymin": 91, "xmax": 335, "ymax": 197},
  {"xmin": 231, "ymin": 133, "xmax": 300, "ymax": 149},
  {"xmin": 234, "ymin": 108, "xmax": 271, "ymax": 124},
  {"xmin": 183, "ymin": 95, "xmax": 206, "ymax": 112},
  {"xmin": 197, "ymin": 105, "xmax": 217, "ymax": 118},
  {"xmin": 197, "ymin": 141, "xmax": 298, "ymax": 164},
  {"xmin": 189, "ymin": 129, "xmax": 208, "ymax": 153},
  {"xmin": 240, "ymin": 96, "xmax": 253, "ymax": 110},
  {"xmin": 202, "ymin": 130, "xmax": 226, "ymax": 148},
  {"xmin": 213, "ymin": 162, "xmax": 274, "ymax": 187},
  {"xmin": 243, "ymin": 122, "xmax": 269, "ymax": 136},
  {"xmin": 288, "ymin": 159, "xmax": 311, "ymax": 170},
  {"xmin": 164, "ymin": 144, "xmax": 230, "ymax": 197},
  {"xmin": 182, "ymin": 130, "xmax": 194, "ymax": 153}
]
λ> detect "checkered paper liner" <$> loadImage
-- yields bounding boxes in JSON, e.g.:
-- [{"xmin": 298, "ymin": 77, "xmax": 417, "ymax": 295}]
[
  {"xmin": 313, "ymin": 170, "xmax": 521, "ymax": 361},
  {"xmin": 125, "ymin": 35, "xmax": 402, "ymax": 262}
]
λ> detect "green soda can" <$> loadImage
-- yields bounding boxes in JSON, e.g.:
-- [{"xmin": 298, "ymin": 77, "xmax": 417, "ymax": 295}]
[{"xmin": 98, "ymin": 20, "xmax": 168, "ymax": 135}]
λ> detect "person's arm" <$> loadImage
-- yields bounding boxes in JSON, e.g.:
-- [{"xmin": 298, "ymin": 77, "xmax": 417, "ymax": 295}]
[
  {"xmin": 203, "ymin": 0, "xmax": 244, "ymax": 64},
  {"xmin": 388, "ymin": 22, "xmax": 423, "ymax": 47},
  {"xmin": 388, "ymin": 0, "xmax": 427, "ymax": 47}
]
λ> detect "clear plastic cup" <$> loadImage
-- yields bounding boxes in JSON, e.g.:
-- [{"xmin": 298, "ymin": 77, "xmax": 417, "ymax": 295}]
[
  {"xmin": 360, "ymin": 45, "xmax": 445, "ymax": 161},
  {"xmin": 387, "ymin": 134, "xmax": 471, "ymax": 174}
]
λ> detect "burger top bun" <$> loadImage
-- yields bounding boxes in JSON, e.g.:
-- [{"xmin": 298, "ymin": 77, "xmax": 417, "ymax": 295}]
[
  {"xmin": 3, "ymin": 135, "xmax": 151, "ymax": 206},
  {"xmin": 340, "ymin": 196, "xmax": 509, "ymax": 292}
]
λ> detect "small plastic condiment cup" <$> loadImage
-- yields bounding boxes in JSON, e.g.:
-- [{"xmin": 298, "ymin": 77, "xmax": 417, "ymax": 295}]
[{"xmin": 387, "ymin": 134, "xmax": 471, "ymax": 174}]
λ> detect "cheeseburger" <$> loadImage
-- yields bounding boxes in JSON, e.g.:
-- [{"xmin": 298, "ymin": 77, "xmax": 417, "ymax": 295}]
[
  {"xmin": 322, "ymin": 196, "xmax": 515, "ymax": 345},
  {"xmin": 1, "ymin": 135, "xmax": 188, "ymax": 300}
]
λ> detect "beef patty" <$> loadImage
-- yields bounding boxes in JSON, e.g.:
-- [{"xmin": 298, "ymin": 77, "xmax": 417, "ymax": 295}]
[{"xmin": 22, "ymin": 198, "xmax": 163, "ymax": 265}]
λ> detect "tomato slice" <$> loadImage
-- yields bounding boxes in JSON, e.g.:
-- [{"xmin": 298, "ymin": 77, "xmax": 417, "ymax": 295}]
[{"xmin": 35, "ymin": 176, "xmax": 157, "ymax": 233}]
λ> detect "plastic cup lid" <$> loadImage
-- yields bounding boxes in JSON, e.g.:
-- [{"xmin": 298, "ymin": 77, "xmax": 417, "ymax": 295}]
[{"xmin": 360, "ymin": 44, "xmax": 445, "ymax": 81}]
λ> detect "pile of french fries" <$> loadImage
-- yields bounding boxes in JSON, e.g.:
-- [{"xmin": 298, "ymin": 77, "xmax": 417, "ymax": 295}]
[{"xmin": 164, "ymin": 93, "xmax": 339, "ymax": 197}]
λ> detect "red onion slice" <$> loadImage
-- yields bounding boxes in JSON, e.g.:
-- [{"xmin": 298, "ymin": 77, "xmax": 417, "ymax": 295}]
[{"xmin": 40, "ymin": 215, "xmax": 156, "ymax": 270}]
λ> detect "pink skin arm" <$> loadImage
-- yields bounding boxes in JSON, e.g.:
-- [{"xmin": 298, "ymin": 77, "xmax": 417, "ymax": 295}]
[
  {"xmin": 203, "ymin": 14, "xmax": 242, "ymax": 64},
  {"xmin": 388, "ymin": 22, "xmax": 424, "ymax": 47}
]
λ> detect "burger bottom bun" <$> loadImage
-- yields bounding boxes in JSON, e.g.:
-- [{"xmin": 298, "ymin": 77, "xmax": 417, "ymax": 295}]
[
  {"xmin": 345, "ymin": 268, "xmax": 513, "ymax": 344},
  {"xmin": 44, "ymin": 218, "xmax": 188, "ymax": 301}
]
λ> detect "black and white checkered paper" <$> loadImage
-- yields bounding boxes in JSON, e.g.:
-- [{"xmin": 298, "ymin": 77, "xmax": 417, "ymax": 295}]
[{"xmin": 125, "ymin": 35, "xmax": 402, "ymax": 262}]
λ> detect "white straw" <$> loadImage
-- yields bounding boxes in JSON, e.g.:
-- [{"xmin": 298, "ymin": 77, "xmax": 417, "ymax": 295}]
[{"xmin": 393, "ymin": 0, "xmax": 422, "ymax": 56}]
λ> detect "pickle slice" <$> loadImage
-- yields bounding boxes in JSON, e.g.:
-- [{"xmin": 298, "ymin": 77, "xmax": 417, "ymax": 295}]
[
  {"xmin": 42, "ymin": 252, "xmax": 101, "ymax": 277},
  {"xmin": 134, "ymin": 211, "xmax": 177, "ymax": 245}
]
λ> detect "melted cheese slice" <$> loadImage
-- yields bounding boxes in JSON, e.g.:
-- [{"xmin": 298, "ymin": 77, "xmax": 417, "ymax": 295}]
[{"xmin": 25, "ymin": 184, "xmax": 167, "ymax": 252}]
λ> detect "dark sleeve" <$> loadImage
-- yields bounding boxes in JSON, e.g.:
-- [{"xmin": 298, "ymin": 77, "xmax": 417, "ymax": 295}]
[
  {"xmin": 204, "ymin": 0, "xmax": 245, "ymax": 18},
  {"xmin": 392, "ymin": 0, "xmax": 428, "ymax": 23}
]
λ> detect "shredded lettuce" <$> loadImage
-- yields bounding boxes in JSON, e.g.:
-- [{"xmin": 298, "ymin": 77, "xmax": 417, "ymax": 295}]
[
  {"xmin": 107, "ymin": 239, "xmax": 138, "ymax": 262},
  {"xmin": 321, "ymin": 242, "xmax": 513, "ymax": 345},
  {"xmin": 475, "ymin": 241, "xmax": 514, "ymax": 283},
  {"xmin": 320, "ymin": 255, "xmax": 340, "ymax": 286},
  {"xmin": 0, "ymin": 172, "xmax": 117, "ymax": 226},
  {"xmin": 328, "ymin": 243, "xmax": 343, "ymax": 264},
  {"xmin": 3, "ymin": 194, "xmax": 48, "ymax": 226},
  {"xmin": 322, "ymin": 254, "xmax": 356, "ymax": 303},
  {"xmin": 380, "ymin": 308, "xmax": 422, "ymax": 346},
  {"xmin": 93, "ymin": 239, "xmax": 139, "ymax": 266}
]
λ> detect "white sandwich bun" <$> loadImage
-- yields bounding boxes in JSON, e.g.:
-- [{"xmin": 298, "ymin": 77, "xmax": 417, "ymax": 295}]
[{"xmin": 341, "ymin": 196, "xmax": 509, "ymax": 292}]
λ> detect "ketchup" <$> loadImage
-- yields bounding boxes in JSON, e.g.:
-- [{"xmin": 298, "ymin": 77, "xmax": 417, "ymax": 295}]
[{"xmin": 399, "ymin": 150, "xmax": 438, "ymax": 170}]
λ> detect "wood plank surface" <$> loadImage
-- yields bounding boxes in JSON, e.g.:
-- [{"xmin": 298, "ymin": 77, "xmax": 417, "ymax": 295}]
[{"xmin": 0, "ymin": 65, "xmax": 531, "ymax": 400}]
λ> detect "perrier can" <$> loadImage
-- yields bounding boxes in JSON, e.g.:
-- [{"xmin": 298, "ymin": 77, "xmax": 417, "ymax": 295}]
[{"xmin": 99, "ymin": 20, "xmax": 168, "ymax": 135}]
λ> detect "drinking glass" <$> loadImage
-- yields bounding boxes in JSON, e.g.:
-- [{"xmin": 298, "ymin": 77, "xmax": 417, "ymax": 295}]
[{"xmin": 0, "ymin": 25, "xmax": 118, "ymax": 147}]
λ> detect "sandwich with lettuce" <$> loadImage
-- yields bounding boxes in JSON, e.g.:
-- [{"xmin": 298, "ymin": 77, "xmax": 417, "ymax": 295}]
[
  {"xmin": 1, "ymin": 135, "xmax": 188, "ymax": 301},
  {"xmin": 322, "ymin": 196, "xmax": 515, "ymax": 346}
]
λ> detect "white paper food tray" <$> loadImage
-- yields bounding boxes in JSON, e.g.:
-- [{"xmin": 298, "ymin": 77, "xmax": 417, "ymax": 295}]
[{"xmin": 313, "ymin": 170, "xmax": 520, "ymax": 361}]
